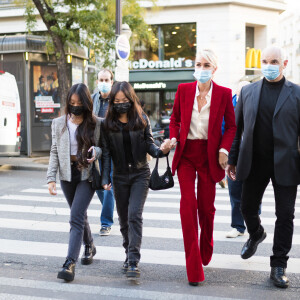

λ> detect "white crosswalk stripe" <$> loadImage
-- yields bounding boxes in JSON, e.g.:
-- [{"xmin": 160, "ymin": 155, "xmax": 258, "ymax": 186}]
[{"xmin": 0, "ymin": 178, "xmax": 299, "ymax": 298}]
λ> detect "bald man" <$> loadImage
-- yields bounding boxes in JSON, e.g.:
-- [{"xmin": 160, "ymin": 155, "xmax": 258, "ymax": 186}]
[{"xmin": 228, "ymin": 46, "xmax": 300, "ymax": 288}]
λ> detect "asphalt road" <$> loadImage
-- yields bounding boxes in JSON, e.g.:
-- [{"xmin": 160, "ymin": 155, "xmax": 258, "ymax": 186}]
[{"xmin": 0, "ymin": 168, "xmax": 299, "ymax": 300}]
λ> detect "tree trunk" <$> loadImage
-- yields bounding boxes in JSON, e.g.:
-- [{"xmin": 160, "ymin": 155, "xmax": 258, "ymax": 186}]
[{"xmin": 32, "ymin": 0, "xmax": 70, "ymax": 113}]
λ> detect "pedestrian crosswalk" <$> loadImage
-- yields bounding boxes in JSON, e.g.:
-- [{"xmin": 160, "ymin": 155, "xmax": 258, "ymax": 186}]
[{"xmin": 0, "ymin": 176, "xmax": 299, "ymax": 298}]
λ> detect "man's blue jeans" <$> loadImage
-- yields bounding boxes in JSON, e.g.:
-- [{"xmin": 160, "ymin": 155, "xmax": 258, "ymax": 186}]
[
  {"xmin": 228, "ymin": 177, "xmax": 261, "ymax": 233},
  {"xmin": 96, "ymin": 166, "xmax": 114, "ymax": 227}
]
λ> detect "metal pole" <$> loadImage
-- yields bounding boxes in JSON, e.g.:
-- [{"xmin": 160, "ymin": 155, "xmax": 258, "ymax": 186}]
[
  {"xmin": 116, "ymin": 0, "xmax": 122, "ymax": 36},
  {"xmin": 24, "ymin": 57, "xmax": 32, "ymax": 157}
]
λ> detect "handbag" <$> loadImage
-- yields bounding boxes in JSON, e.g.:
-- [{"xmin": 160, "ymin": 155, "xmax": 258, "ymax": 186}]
[
  {"xmin": 149, "ymin": 155, "xmax": 174, "ymax": 190},
  {"xmin": 91, "ymin": 159, "xmax": 103, "ymax": 190}
]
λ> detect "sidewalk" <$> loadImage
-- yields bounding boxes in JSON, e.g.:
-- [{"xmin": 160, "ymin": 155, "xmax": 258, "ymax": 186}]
[{"xmin": 0, "ymin": 151, "xmax": 174, "ymax": 172}]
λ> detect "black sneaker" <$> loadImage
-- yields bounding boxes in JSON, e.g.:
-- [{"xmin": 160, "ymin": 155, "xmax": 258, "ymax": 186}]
[
  {"xmin": 122, "ymin": 258, "xmax": 129, "ymax": 274},
  {"xmin": 81, "ymin": 243, "xmax": 96, "ymax": 265},
  {"xmin": 126, "ymin": 262, "xmax": 140, "ymax": 278},
  {"xmin": 57, "ymin": 258, "xmax": 75, "ymax": 282},
  {"xmin": 99, "ymin": 226, "xmax": 111, "ymax": 236}
]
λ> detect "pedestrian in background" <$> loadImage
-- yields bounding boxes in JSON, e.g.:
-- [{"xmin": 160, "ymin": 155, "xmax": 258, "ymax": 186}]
[
  {"xmin": 92, "ymin": 68, "xmax": 115, "ymax": 236},
  {"xmin": 47, "ymin": 83, "xmax": 102, "ymax": 282},
  {"xmin": 168, "ymin": 49, "xmax": 236, "ymax": 285},
  {"xmin": 101, "ymin": 81, "xmax": 171, "ymax": 279},
  {"xmin": 228, "ymin": 46, "xmax": 300, "ymax": 288},
  {"xmin": 226, "ymin": 81, "xmax": 251, "ymax": 238}
]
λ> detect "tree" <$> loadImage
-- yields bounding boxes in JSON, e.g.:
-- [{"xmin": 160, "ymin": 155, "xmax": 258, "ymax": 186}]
[{"xmin": 21, "ymin": 0, "xmax": 154, "ymax": 108}]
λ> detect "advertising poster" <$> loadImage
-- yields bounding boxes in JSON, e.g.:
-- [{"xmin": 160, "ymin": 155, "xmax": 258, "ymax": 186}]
[{"xmin": 32, "ymin": 64, "xmax": 61, "ymax": 123}]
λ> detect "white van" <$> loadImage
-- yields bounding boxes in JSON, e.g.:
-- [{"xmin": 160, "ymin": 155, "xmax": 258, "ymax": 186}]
[{"xmin": 0, "ymin": 71, "xmax": 21, "ymax": 156}]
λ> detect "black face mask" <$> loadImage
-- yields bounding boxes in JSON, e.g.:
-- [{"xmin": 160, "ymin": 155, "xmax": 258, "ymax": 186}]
[
  {"xmin": 113, "ymin": 102, "xmax": 132, "ymax": 114},
  {"xmin": 69, "ymin": 105, "xmax": 84, "ymax": 116}
]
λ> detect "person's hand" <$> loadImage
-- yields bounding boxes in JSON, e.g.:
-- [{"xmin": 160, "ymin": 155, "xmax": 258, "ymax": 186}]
[
  {"xmin": 219, "ymin": 152, "xmax": 228, "ymax": 170},
  {"xmin": 48, "ymin": 182, "xmax": 57, "ymax": 195},
  {"xmin": 87, "ymin": 146, "xmax": 96, "ymax": 164},
  {"xmin": 227, "ymin": 164, "xmax": 236, "ymax": 181},
  {"xmin": 160, "ymin": 139, "xmax": 171, "ymax": 154},
  {"xmin": 169, "ymin": 137, "xmax": 177, "ymax": 149},
  {"xmin": 103, "ymin": 183, "xmax": 112, "ymax": 190}
]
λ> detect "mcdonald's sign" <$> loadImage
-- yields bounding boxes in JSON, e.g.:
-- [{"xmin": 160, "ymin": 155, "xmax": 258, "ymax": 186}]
[{"xmin": 245, "ymin": 48, "xmax": 261, "ymax": 69}]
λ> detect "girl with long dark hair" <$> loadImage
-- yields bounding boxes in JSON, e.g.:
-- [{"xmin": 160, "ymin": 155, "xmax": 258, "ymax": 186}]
[
  {"xmin": 101, "ymin": 81, "xmax": 172, "ymax": 279},
  {"xmin": 47, "ymin": 83, "xmax": 102, "ymax": 282}
]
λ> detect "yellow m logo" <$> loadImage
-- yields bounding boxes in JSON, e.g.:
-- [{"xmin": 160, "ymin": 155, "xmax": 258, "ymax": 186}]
[{"xmin": 245, "ymin": 48, "xmax": 261, "ymax": 69}]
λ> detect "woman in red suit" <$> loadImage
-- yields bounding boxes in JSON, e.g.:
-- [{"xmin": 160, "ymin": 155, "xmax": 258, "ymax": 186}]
[{"xmin": 168, "ymin": 49, "xmax": 236, "ymax": 285}]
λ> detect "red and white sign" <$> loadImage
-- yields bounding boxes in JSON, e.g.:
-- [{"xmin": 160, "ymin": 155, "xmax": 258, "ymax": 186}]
[
  {"xmin": 2, "ymin": 101, "xmax": 15, "ymax": 107},
  {"xmin": 35, "ymin": 101, "xmax": 60, "ymax": 108},
  {"xmin": 41, "ymin": 108, "xmax": 54, "ymax": 113}
]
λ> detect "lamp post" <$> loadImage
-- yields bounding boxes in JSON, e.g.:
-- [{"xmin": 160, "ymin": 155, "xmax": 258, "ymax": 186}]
[{"xmin": 116, "ymin": 0, "xmax": 122, "ymax": 37}]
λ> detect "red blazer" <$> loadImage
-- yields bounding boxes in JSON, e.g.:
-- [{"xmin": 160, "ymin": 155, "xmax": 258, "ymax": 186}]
[{"xmin": 169, "ymin": 81, "xmax": 236, "ymax": 183}]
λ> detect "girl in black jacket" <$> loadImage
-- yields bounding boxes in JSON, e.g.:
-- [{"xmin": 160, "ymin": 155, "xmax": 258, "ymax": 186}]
[{"xmin": 101, "ymin": 81, "xmax": 171, "ymax": 279}]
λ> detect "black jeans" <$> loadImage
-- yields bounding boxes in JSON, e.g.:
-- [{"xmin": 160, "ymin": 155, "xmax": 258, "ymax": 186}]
[
  {"xmin": 60, "ymin": 163, "xmax": 95, "ymax": 262},
  {"xmin": 241, "ymin": 155, "xmax": 297, "ymax": 268},
  {"xmin": 113, "ymin": 166, "xmax": 150, "ymax": 263}
]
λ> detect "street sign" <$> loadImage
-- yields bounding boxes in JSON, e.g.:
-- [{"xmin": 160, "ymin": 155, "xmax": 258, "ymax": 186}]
[
  {"xmin": 115, "ymin": 59, "xmax": 129, "ymax": 82},
  {"xmin": 116, "ymin": 34, "xmax": 130, "ymax": 61}
]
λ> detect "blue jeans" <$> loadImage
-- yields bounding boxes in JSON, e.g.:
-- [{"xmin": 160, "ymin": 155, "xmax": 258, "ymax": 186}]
[
  {"xmin": 228, "ymin": 177, "xmax": 261, "ymax": 233},
  {"xmin": 96, "ymin": 166, "xmax": 114, "ymax": 227}
]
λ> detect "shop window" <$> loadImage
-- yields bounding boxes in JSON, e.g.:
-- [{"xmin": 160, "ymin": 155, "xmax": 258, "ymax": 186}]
[{"xmin": 132, "ymin": 23, "xmax": 196, "ymax": 68}]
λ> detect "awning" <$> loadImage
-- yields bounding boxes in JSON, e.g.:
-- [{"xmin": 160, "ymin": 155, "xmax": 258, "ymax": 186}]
[{"xmin": 0, "ymin": 34, "xmax": 87, "ymax": 59}]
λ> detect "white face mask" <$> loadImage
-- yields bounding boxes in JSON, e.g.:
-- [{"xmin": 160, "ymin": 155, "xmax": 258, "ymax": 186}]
[{"xmin": 98, "ymin": 82, "xmax": 111, "ymax": 93}]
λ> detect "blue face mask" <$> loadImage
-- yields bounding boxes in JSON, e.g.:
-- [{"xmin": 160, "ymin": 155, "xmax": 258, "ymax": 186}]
[
  {"xmin": 261, "ymin": 64, "xmax": 280, "ymax": 81},
  {"xmin": 98, "ymin": 82, "xmax": 111, "ymax": 94},
  {"xmin": 193, "ymin": 70, "xmax": 212, "ymax": 83}
]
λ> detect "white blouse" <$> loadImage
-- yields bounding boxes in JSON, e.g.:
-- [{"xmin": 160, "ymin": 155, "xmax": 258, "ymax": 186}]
[
  {"xmin": 187, "ymin": 82, "xmax": 212, "ymax": 140},
  {"xmin": 187, "ymin": 82, "xmax": 228, "ymax": 155},
  {"xmin": 67, "ymin": 118, "xmax": 78, "ymax": 155}
]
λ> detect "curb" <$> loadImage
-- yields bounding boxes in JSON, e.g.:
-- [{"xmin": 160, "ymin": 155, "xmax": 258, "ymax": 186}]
[{"xmin": 0, "ymin": 164, "xmax": 48, "ymax": 172}]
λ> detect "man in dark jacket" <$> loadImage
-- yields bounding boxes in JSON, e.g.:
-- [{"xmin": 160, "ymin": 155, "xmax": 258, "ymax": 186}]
[
  {"xmin": 228, "ymin": 46, "xmax": 300, "ymax": 288},
  {"xmin": 92, "ymin": 68, "xmax": 114, "ymax": 236}
]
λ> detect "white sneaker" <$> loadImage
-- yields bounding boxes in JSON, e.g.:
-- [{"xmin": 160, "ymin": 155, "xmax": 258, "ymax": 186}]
[{"xmin": 226, "ymin": 228, "xmax": 244, "ymax": 238}]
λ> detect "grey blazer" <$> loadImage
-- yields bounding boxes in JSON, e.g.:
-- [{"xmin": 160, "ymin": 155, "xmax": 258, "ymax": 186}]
[
  {"xmin": 228, "ymin": 78, "xmax": 300, "ymax": 186},
  {"xmin": 47, "ymin": 115, "xmax": 102, "ymax": 183}
]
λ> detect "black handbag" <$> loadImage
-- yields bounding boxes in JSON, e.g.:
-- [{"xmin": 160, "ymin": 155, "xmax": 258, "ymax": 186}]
[
  {"xmin": 149, "ymin": 156, "xmax": 174, "ymax": 190},
  {"xmin": 91, "ymin": 159, "xmax": 103, "ymax": 190}
]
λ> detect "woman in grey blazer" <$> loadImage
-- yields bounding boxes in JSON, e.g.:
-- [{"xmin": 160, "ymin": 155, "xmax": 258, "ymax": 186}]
[{"xmin": 47, "ymin": 83, "xmax": 102, "ymax": 282}]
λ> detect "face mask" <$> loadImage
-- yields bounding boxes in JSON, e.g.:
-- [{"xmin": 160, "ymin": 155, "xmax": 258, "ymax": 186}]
[
  {"xmin": 113, "ymin": 102, "xmax": 132, "ymax": 114},
  {"xmin": 69, "ymin": 105, "xmax": 85, "ymax": 116},
  {"xmin": 98, "ymin": 82, "xmax": 111, "ymax": 94},
  {"xmin": 193, "ymin": 70, "xmax": 212, "ymax": 83},
  {"xmin": 261, "ymin": 64, "xmax": 280, "ymax": 81}
]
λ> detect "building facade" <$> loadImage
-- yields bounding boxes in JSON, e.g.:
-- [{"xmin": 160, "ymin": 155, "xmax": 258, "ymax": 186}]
[
  {"xmin": 130, "ymin": 0, "xmax": 286, "ymax": 128},
  {"xmin": 279, "ymin": 6, "xmax": 300, "ymax": 84}
]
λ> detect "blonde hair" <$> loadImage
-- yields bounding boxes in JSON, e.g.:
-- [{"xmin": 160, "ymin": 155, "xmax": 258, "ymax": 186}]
[{"xmin": 196, "ymin": 49, "xmax": 218, "ymax": 69}]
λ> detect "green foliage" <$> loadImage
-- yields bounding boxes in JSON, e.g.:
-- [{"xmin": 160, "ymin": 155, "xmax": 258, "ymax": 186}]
[{"xmin": 23, "ymin": 0, "xmax": 156, "ymax": 67}]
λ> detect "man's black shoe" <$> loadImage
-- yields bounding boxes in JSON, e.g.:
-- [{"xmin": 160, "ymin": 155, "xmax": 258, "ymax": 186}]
[
  {"xmin": 122, "ymin": 259, "xmax": 129, "ymax": 274},
  {"xmin": 270, "ymin": 267, "xmax": 289, "ymax": 288},
  {"xmin": 241, "ymin": 231, "xmax": 267, "ymax": 259},
  {"xmin": 57, "ymin": 258, "xmax": 75, "ymax": 282},
  {"xmin": 189, "ymin": 282, "xmax": 199, "ymax": 286},
  {"xmin": 81, "ymin": 243, "xmax": 96, "ymax": 265},
  {"xmin": 126, "ymin": 262, "xmax": 140, "ymax": 278}
]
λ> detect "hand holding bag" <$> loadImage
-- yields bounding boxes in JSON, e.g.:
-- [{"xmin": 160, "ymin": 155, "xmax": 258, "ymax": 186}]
[
  {"xmin": 91, "ymin": 159, "xmax": 103, "ymax": 190},
  {"xmin": 149, "ymin": 155, "xmax": 174, "ymax": 190}
]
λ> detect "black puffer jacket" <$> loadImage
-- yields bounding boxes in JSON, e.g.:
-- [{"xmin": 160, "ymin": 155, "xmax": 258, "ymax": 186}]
[{"xmin": 101, "ymin": 115, "xmax": 165, "ymax": 185}]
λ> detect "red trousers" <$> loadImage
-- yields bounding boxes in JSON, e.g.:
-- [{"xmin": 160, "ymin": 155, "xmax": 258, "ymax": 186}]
[{"xmin": 177, "ymin": 139, "xmax": 216, "ymax": 282}]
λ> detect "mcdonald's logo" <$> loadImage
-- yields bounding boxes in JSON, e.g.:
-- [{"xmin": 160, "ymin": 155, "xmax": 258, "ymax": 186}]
[{"xmin": 245, "ymin": 48, "xmax": 261, "ymax": 69}]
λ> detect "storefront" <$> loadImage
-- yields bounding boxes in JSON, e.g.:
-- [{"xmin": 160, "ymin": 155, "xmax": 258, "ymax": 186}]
[
  {"xmin": 129, "ymin": 22, "xmax": 196, "ymax": 131},
  {"xmin": 0, "ymin": 35, "xmax": 87, "ymax": 154}
]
